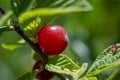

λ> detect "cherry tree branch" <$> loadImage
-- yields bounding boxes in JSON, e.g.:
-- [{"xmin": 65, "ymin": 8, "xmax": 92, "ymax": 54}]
[
  {"xmin": 1, "ymin": 7, "xmax": 67, "ymax": 80},
  {"xmin": 11, "ymin": 20, "xmax": 67, "ymax": 80},
  {"xmin": 10, "ymin": 20, "xmax": 49, "ymax": 64}
]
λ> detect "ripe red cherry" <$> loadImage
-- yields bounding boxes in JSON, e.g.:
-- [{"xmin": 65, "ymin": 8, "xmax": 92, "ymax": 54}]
[
  {"xmin": 36, "ymin": 70, "xmax": 54, "ymax": 80},
  {"xmin": 32, "ymin": 60, "xmax": 43, "ymax": 71},
  {"xmin": 37, "ymin": 24, "xmax": 68, "ymax": 55}
]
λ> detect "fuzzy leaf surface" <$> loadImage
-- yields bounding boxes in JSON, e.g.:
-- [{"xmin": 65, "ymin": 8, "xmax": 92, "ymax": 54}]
[
  {"xmin": 45, "ymin": 54, "xmax": 88, "ymax": 79},
  {"xmin": 87, "ymin": 44, "xmax": 120, "ymax": 77}
]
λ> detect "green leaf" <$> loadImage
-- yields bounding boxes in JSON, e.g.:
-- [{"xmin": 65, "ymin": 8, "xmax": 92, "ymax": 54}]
[
  {"xmin": 79, "ymin": 76, "xmax": 98, "ymax": 80},
  {"xmin": 45, "ymin": 54, "xmax": 88, "ymax": 80},
  {"xmin": 107, "ymin": 68, "xmax": 120, "ymax": 80},
  {"xmin": 45, "ymin": 54, "xmax": 80, "ymax": 75},
  {"xmin": 10, "ymin": 0, "xmax": 32, "ymax": 16},
  {"xmin": 17, "ymin": 71, "xmax": 37, "ymax": 80},
  {"xmin": 87, "ymin": 77, "xmax": 98, "ymax": 80},
  {"xmin": 24, "ymin": 17, "xmax": 41, "ymax": 38},
  {"xmin": 1, "ymin": 43, "xmax": 23, "ymax": 50},
  {"xmin": 76, "ymin": 63, "xmax": 88, "ymax": 79},
  {"xmin": 19, "ymin": 0, "xmax": 92, "ymax": 23},
  {"xmin": 0, "ymin": 11, "xmax": 13, "ymax": 27},
  {"xmin": 0, "ymin": 26, "xmax": 10, "ymax": 36},
  {"xmin": 17, "ymin": 39, "xmax": 25, "ymax": 44},
  {"xmin": 86, "ymin": 44, "xmax": 120, "ymax": 77}
]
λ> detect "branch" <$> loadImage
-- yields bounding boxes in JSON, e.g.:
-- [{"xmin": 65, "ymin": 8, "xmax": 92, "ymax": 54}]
[
  {"xmin": 11, "ymin": 21, "xmax": 67, "ymax": 80},
  {"xmin": 10, "ymin": 20, "xmax": 48, "ymax": 64},
  {"xmin": 1, "ymin": 5, "xmax": 67, "ymax": 80}
]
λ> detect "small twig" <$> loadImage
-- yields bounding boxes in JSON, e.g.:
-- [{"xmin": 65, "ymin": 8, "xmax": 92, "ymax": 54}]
[
  {"xmin": 10, "ymin": 20, "xmax": 48, "ymax": 64},
  {"xmin": 1, "ymin": 6, "xmax": 67, "ymax": 79},
  {"xmin": 0, "ymin": 7, "xmax": 5, "ymax": 15},
  {"xmin": 11, "ymin": 21, "xmax": 66, "ymax": 80},
  {"xmin": 1, "ymin": 6, "xmax": 67, "ymax": 80},
  {"xmin": 11, "ymin": 21, "xmax": 67, "ymax": 80}
]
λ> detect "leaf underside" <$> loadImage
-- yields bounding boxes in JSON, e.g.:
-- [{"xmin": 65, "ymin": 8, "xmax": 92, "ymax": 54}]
[
  {"xmin": 45, "ymin": 54, "xmax": 89, "ymax": 79},
  {"xmin": 45, "ymin": 54, "xmax": 80, "ymax": 75},
  {"xmin": 10, "ymin": 0, "xmax": 92, "ymax": 22}
]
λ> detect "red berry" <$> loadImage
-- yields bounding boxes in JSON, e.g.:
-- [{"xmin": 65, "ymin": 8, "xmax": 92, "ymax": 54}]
[
  {"xmin": 37, "ymin": 24, "xmax": 68, "ymax": 55},
  {"xmin": 32, "ymin": 60, "xmax": 43, "ymax": 71},
  {"xmin": 36, "ymin": 70, "xmax": 54, "ymax": 80}
]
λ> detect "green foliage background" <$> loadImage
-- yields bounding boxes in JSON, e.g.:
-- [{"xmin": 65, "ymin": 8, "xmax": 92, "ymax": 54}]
[{"xmin": 0, "ymin": 0, "xmax": 120, "ymax": 80}]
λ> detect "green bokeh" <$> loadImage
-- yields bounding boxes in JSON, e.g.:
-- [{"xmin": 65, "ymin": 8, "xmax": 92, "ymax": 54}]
[{"xmin": 0, "ymin": 0, "xmax": 120, "ymax": 80}]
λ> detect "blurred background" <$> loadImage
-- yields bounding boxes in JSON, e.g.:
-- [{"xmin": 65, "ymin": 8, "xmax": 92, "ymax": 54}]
[{"xmin": 0, "ymin": 0, "xmax": 120, "ymax": 80}]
